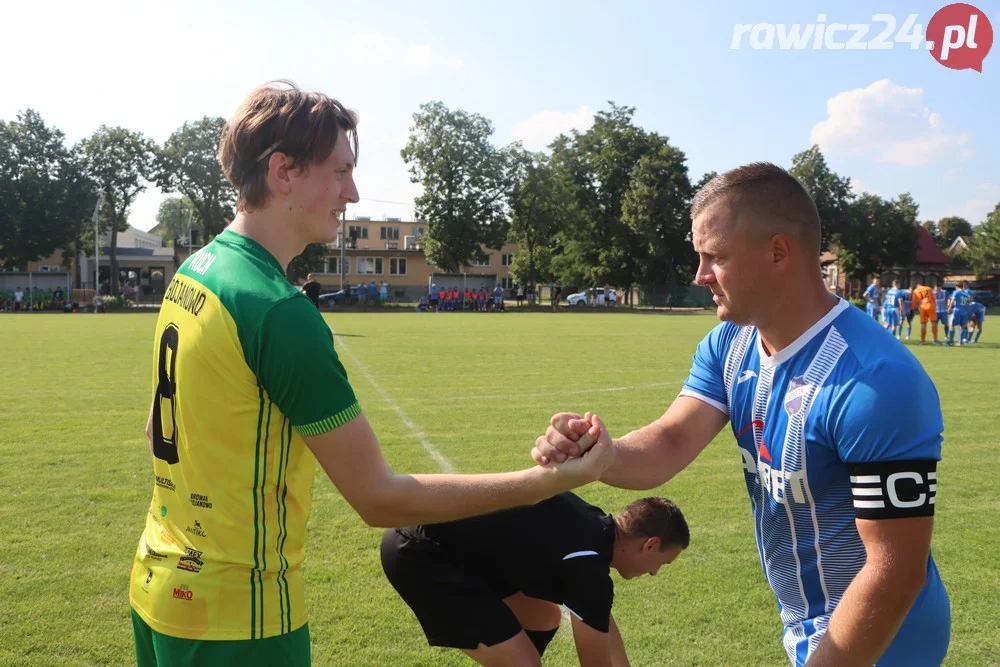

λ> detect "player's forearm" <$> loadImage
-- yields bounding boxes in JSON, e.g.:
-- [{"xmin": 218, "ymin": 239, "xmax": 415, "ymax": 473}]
[
  {"xmin": 609, "ymin": 616, "xmax": 631, "ymax": 667},
  {"xmin": 600, "ymin": 424, "xmax": 686, "ymax": 490},
  {"xmin": 362, "ymin": 466, "xmax": 581, "ymax": 527},
  {"xmin": 805, "ymin": 562, "xmax": 925, "ymax": 667}
]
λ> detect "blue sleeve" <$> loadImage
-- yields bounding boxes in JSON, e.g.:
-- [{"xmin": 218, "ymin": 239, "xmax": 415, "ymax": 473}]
[
  {"xmin": 827, "ymin": 360, "xmax": 943, "ymax": 463},
  {"xmin": 679, "ymin": 324, "xmax": 731, "ymax": 415}
]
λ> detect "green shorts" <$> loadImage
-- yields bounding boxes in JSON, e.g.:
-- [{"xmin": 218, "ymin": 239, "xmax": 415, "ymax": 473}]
[{"xmin": 131, "ymin": 608, "xmax": 310, "ymax": 666}]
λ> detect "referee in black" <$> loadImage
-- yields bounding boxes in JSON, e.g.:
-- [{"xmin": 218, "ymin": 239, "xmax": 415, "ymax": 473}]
[{"xmin": 381, "ymin": 493, "xmax": 689, "ymax": 665}]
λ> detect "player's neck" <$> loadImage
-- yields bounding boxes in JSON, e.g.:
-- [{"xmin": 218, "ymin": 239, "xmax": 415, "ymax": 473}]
[
  {"xmin": 757, "ymin": 282, "xmax": 840, "ymax": 357},
  {"xmin": 227, "ymin": 210, "xmax": 306, "ymax": 271}
]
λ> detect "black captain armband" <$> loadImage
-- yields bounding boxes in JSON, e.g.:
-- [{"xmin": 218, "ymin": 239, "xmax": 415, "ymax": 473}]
[{"xmin": 848, "ymin": 460, "xmax": 937, "ymax": 519}]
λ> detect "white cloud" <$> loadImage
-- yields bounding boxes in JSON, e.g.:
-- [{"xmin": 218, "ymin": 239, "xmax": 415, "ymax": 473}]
[
  {"xmin": 810, "ymin": 79, "xmax": 971, "ymax": 167},
  {"xmin": 509, "ymin": 106, "xmax": 595, "ymax": 151},
  {"xmin": 850, "ymin": 179, "xmax": 878, "ymax": 196},
  {"xmin": 401, "ymin": 44, "xmax": 463, "ymax": 69},
  {"xmin": 947, "ymin": 182, "xmax": 1000, "ymax": 225},
  {"xmin": 350, "ymin": 33, "xmax": 463, "ymax": 71},
  {"xmin": 380, "ymin": 132, "xmax": 409, "ymax": 150},
  {"xmin": 351, "ymin": 32, "xmax": 392, "ymax": 66}
]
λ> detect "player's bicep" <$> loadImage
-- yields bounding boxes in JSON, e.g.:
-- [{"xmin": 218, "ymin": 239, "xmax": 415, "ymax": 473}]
[
  {"xmin": 571, "ymin": 614, "xmax": 613, "ymax": 667},
  {"xmin": 856, "ymin": 515, "xmax": 934, "ymax": 583}
]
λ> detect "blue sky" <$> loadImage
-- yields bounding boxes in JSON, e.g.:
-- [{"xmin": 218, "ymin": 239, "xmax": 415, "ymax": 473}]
[{"xmin": 3, "ymin": 0, "xmax": 997, "ymax": 230}]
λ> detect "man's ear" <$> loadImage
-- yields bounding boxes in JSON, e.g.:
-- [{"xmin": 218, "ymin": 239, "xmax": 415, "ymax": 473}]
[
  {"xmin": 643, "ymin": 537, "xmax": 661, "ymax": 553},
  {"xmin": 266, "ymin": 152, "xmax": 294, "ymax": 197},
  {"xmin": 771, "ymin": 233, "xmax": 792, "ymax": 266}
]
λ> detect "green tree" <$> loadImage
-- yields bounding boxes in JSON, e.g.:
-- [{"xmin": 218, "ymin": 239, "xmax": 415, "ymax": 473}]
[
  {"xmin": 0, "ymin": 110, "xmax": 94, "ymax": 270},
  {"xmin": 286, "ymin": 243, "xmax": 329, "ymax": 283},
  {"xmin": 155, "ymin": 196, "xmax": 196, "ymax": 245},
  {"xmin": 966, "ymin": 204, "xmax": 1000, "ymax": 279},
  {"xmin": 80, "ymin": 126, "xmax": 156, "ymax": 294},
  {"xmin": 549, "ymin": 103, "xmax": 661, "ymax": 292},
  {"xmin": 402, "ymin": 101, "xmax": 514, "ymax": 272},
  {"xmin": 937, "ymin": 216, "xmax": 973, "ymax": 249},
  {"xmin": 837, "ymin": 194, "xmax": 918, "ymax": 281},
  {"xmin": 693, "ymin": 170, "xmax": 718, "ymax": 193},
  {"xmin": 893, "ymin": 192, "xmax": 920, "ymax": 226},
  {"xmin": 507, "ymin": 151, "xmax": 578, "ymax": 289},
  {"xmin": 156, "ymin": 117, "xmax": 235, "ymax": 241},
  {"xmin": 789, "ymin": 145, "xmax": 853, "ymax": 251},
  {"xmin": 621, "ymin": 142, "xmax": 696, "ymax": 287}
]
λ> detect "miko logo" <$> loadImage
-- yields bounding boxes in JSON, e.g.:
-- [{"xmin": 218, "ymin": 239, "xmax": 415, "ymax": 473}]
[{"xmin": 173, "ymin": 584, "xmax": 193, "ymax": 600}]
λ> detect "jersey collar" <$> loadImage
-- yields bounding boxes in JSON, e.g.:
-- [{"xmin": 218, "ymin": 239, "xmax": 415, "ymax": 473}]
[
  {"xmin": 757, "ymin": 298, "xmax": 849, "ymax": 369},
  {"xmin": 217, "ymin": 229, "xmax": 285, "ymax": 276}
]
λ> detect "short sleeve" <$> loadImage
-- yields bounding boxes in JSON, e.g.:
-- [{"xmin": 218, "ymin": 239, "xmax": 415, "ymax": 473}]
[
  {"xmin": 250, "ymin": 296, "xmax": 360, "ymax": 436},
  {"xmin": 561, "ymin": 557, "xmax": 614, "ymax": 633},
  {"xmin": 828, "ymin": 360, "xmax": 943, "ymax": 464},
  {"xmin": 679, "ymin": 325, "xmax": 730, "ymax": 415}
]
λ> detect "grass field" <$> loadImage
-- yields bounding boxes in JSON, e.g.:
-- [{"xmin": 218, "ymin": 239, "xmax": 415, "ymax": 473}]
[{"xmin": 1, "ymin": 310, "xmax": 998, "ymax": 666}]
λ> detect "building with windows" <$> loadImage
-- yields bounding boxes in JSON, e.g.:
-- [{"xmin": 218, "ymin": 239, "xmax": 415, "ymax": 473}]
[
  {"xmin": 316, "ymin": 216, "xmax": 518, "ymax": 301},
  {"xmin": 821, "ymin": 225, "xmax": 950, "ymax": 297}
]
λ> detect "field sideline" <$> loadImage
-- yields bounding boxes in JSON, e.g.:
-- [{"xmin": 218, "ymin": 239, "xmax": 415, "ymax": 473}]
[{"xmin": 1, "ymin": 311, "xmax": 997, "ymax": 666}]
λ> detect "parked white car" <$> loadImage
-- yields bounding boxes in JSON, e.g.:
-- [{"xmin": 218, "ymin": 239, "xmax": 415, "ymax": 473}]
[{"xmin": 566, "ymin": 288, "xmax": 604, "ymax": 307}]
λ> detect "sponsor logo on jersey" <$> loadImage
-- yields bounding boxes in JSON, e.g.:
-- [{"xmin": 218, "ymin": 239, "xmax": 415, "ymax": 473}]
[
  {"xmin": 155, "ymin": 476, "xmax": 175, "ymax": 492},
  {"xmin": 185, "ymin": 520, "xmax": 207, "ymax": 538},
  {"xmin": 160, "ymin": 505, "xmax": 167, "ymax": 518},
  {"xmin": 738, "ymin": 369, "xmax": 757, "ymax": 384},
  {"xmin": 172, "ymin": 584, "xmax": 194, "ymax": 600},
  {"xmin": 739, "ymin": 436, "xmax": 807, "ymax": 505},
  {"xmin": 145, "ymin": 543, "xmax": 169, "ymax": 561},
  {"xmin": 176, "ymin": 546, "xmax": 204, "ymax": 574},
  {"xmin": 189, "ymin": 493, "xmax": 213, "ymax": 509}
]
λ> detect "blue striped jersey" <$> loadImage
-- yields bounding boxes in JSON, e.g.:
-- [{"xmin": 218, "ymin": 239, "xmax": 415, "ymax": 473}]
[
  {"xmin": 882, "ymin": 287, "xmax": 900, "ymax": 309},
  {"xmin": 680, "ymin": 299, "xmax": 950, "ymax": 666},
  {"xmin": 934, "ymin": 288, "xmax": 949, "ymax": 313}
]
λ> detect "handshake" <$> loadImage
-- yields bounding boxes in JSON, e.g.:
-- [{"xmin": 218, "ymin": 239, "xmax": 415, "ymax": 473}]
[{"xmin": 531, "ymin": 411, "xmax": 616, "ymax": 483}]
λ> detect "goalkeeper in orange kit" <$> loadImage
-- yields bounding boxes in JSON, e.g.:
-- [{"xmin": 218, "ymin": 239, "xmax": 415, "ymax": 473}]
[{"xmin": 911, "ymin": 283, "xmax": 942, "ymax": 345}]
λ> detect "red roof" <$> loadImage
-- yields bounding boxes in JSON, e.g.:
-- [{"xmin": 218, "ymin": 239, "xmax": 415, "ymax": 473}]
[{"xmin": 915, "ymin": 225, "xmax": 949, "ymax": 265}]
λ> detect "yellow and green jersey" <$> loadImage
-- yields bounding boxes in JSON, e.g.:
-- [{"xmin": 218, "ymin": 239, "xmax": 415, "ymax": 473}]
[{"xmin": 129, "ymin": 230, "xmax": 361, "ymax": 641}]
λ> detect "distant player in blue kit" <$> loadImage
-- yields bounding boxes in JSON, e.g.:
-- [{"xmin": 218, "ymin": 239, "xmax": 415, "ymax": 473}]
[
  {"xmin": 898, "ymin": 285, "xmax": 914, "ymax": 339},
  {"xmin": 948, "ymin": 280, "xmax": 973, "ymax": 346},
  {"xmin": 864, "ymin": 277, "xmax": 880, "ymax": 319},
  {"xmin": 535, "ymin": 163, "xmax": 950, "ymax": 667},
  {"xmin": 882, "ymin": 279, "xmax": 902, "ymax": 335},
  {"xmin": 934, "ymin": 284, "xmax": 950, "ymax": 340},
  {"xmin": 967, "ymin": 300, "xmax": 985, "ymax": 343}
]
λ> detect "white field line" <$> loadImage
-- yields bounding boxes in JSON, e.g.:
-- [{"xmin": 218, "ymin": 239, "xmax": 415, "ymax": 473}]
[{"xmin": 333, "ymin": 332, "xmax": 456, "ymax": 473}]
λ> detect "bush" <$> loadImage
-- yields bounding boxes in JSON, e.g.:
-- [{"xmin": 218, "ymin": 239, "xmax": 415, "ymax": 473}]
[
  {"xmin": 849, "ymin": 297, "xmax": 867, "ymax": 311},
  {"xmin": 102, "ymin": 295, "xmax": 123, "ymax": 310}
]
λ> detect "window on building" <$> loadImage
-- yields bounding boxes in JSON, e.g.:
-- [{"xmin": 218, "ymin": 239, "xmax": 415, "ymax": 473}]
[
  {"xmin": 327, "ymin": 256, "xmax": 345, "ymax": 275},
  {"xmin": 348, "ymin": 225, "xmax": 369, "ymax": 240},
  {"xmin": 501, "ymin": 277, "xmax": 514, "ymax": 289},
  {"xmin": 389, "ymin": 258, "xmax": 407, "ymax": 275},
  {"xmin": 469, "ymin": 255, "xmax": 491, "ymax": 267},
  {"xmin": 380, "ymin": 227, "xmax": 400, "ymax": 241},
  {"xmin": 357, "ymin": 257, "xmax": 384, "ymax": 275},
  {"xmin": 501, "ymin": 253, "xmax": 513, "ymax": 266}
]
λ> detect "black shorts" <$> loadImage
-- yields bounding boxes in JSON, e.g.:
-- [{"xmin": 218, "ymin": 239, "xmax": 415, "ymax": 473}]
[{"xmin": 380, "ymin": 527, "xmax": 521, "ymax": 650}]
